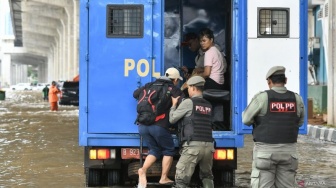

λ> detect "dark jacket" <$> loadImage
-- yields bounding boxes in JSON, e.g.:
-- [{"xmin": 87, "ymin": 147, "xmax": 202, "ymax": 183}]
[
  {"xmin": 133, "ymin": 77, "xmax": 184, "ymax": 129},
  {"xmin": 180, "ymin": 97, "xmax": 213, "ymax": 144},
  {"xmin": 42, "ymin": 86, "xmax": 49, "ymax": 97}
]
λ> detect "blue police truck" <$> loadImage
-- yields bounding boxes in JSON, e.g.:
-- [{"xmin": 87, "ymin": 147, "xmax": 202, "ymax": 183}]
[{"xmin": 79, "ymin": 0, "xmax": 308, "ymax": 186}]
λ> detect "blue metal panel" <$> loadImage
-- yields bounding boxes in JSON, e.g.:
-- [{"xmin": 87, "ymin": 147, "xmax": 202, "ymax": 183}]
[
  {"xmin": 83, "ymin": 133, "xmax": 244, "ymax": 148},
  {"xmin": 233, "ymin": 0, "xmax": 249, "ymax": 135},
  {"xmin": 79, "ymin": 0, "xmax": 89, "ymax": 146},
  {"xmin": 299, "ymin": 0, "xmax": 308, "ymax": 134},
  {"xmin": 213, "ymin": 132, "xmax": 245, "ymax": 148},
  {"xmin": 79, "ymin": 0, "xmax": 164, "ymax": 145},
  {"xmin": 87, "ymin": 0, "xmax": 163, "ymax": 134}
]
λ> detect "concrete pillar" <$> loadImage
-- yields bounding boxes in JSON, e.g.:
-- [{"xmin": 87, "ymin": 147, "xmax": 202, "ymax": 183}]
[
  {"xmin": 48, "ymin": 50, "xmax": 54, "ymax": 82},
  {"xmin": 55, "ymin": 39, "xmax": 60, "ymax": 81},
  {"xmin": 11, "ymin": 63, "xmax": 28, "ymax": 84},
  {"xmin": 11, "ymin": 63, "xmax": 16, "ymax": 84},
  {"xmin": 73, "ymin": 0, "xmax": 79, "ymax": 78},
  {"xmin": 43, "ymin": 61, "xmax": 48, "ymax": 82},
  {"xmin": 52, "ymin": 45, "xmax": 55, "ymax": 80},
  {"xmin": 327, "ymin": 0, "xmax": 336, "ymax": 125},
  {"xmin": 1, "ymin": 54, "xmax": 12, "ymax": 87},
  {"xmin": 64, "ymin": 7, "xmax": 72, "ymax": 80},
  {"xmin": 38, "ymin": 65, "xmax": 42, "ymax": 83},
  {"xmin": 62, "ymin": 11, "xmax": 71, "ymax": 80},
  {"xmin": 62, "ymin": 21, "xmax": 67, "ymax": 80},
  {"xmin": 58, "ymin": 25, "xmax": 65, "ymax": 81},
  {"xmin": 19, "ymin": 64, "xmax": 28, "ymax": 83},
  {"xmin": 55, "ymin": 29, "xmax": 61, "ymax": 81},
  {"xmin": 38, "ymin": 62, "xmax": 48, "ymax": 83}
]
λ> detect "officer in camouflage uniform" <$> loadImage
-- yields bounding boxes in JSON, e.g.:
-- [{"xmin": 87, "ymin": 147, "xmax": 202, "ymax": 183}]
[
  {"xmin": 242, "ymin": 66, "xmax": 305, "ymax": 188},
  {"xmin": 169, "ymin": 76, "xmax": 214, "ymax": 188}
]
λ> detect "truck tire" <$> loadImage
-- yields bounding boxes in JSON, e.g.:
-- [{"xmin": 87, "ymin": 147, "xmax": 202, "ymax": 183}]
[
  {"xmin": 214, "ymin": 169, "xmax": 235, "ymax": 187},
  {"xmin": 107, "ymin": 169, "xmax": 121, "ymax": 186},
  {"xmin": 86, "ymin": 168, "xmax": 101, "ymax": 187},
  {"xmin": 128, "ymin": 161, "xmax": 177, "ymax": 180},
  {"xmin": 86, "ymin": 168, "xmax": 122, "ymax": 187}
]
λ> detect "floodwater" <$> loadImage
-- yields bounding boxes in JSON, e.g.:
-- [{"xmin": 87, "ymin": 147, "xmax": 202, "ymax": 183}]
[
  {"xmin": 0, "ymin": 91, "xmax": 84, "ymax": 187},
  {"xmin": 0, "ymin": 91, "xmax": 335, "ymax": 187}
]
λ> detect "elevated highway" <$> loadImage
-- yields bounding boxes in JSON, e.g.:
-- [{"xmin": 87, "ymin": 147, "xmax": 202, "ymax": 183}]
[{"xmin": 1, "ymin": 0, "xmax": 78, "ymax": 86}]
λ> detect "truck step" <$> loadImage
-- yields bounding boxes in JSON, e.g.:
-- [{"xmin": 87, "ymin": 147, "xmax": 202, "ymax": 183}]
[
  {"xmin": 147, "ymin": 182, "xmax": 173, "ymax": 186},
  {"xmin": 136, "ymin": 182, "xmax": 174, "ymax": 187}
]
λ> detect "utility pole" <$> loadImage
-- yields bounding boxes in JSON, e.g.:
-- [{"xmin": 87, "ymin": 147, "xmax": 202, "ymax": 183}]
[{"xmin": 327, "ymin": 0, "xmax": 336, "ymax": 126}]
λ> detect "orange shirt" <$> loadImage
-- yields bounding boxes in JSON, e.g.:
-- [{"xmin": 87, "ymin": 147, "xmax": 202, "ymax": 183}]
[{"xmin": 49, "ymin": 85, "xmax": 60, "ymax": 102}]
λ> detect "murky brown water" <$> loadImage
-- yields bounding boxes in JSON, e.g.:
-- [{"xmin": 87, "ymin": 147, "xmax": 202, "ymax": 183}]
[
  {"xmin": 0, "ymin": 91, "xmax": 84, "ymax": 187},
  {"xmin": 0, "ymin": 91, "xmax": 335, "ymax": 187}
]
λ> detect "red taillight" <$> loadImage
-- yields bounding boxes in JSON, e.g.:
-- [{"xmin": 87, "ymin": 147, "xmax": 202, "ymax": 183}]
[
  {"xmin": 89, "ymin": 149, "xmax": 116, "ymax": 160},
  {"xmin": 97, "ymin": 149, "xmax": 110, "ymax": 160},
  {"xmin": 213, "ymin": 149, "xmax": 235, "ymax": 160},
  {"xmin": 214, "ymin": 149, "xmax": 226, "ymax": 160}
]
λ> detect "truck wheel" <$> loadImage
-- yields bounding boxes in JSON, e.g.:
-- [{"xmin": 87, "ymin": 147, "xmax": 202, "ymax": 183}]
[
  {"xmin": 214, "ymin": 169, "xmax": 235, "ymax": 187},
  {"xmin": 107, "ymin": 169, "xmax": 121, "ymax": 186},
  {"xmin": 86, "ymin": 168, "xmax": 123, "ymax": 187},
  {"xmin": 128, "ymin": 161, "xmax": 177, "ymax": 180},
  {"xmin": 86, "ymin": 168, "xmax": 101, "ymax": 187}
]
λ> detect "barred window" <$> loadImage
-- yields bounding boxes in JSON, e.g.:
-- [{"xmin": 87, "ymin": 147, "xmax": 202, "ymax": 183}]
[
  {"xmin": 258, "ymin": 8, "xmax": 289, "ymax": 38},
  {"xmin": 106, "ymin": 5, "xmax": 144, "ymax": 38}
]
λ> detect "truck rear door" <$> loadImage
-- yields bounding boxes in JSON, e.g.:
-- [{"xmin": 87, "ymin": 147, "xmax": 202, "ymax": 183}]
[
  {"xmin": 81, "ymin": 0, "xmax": 163, "ymax": 134},
  {"xmin": 238, "ymin": 0, "xmax": 308, "ymax": 134}
]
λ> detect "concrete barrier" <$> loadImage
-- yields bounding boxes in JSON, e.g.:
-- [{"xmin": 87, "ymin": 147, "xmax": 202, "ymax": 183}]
[
  {"xmin": 307, "ymin": 124, "xmax": 336, "ymax": 143},
  {"xmin": 327, "ymin": 128, "xmax": 336, "ymax": 142},
  {"xmin": 319, "ymin": 127, "xmax": 328, "ymax": 140}
]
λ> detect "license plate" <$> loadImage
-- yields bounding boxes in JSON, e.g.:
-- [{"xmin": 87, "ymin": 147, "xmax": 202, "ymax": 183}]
[{"xmin": 121, "ymin": 148, "xmax": 148, "ymax": 159}]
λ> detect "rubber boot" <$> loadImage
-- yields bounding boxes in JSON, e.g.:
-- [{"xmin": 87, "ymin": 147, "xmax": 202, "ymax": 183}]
[{"xmin": 202, "ymin": 178, "xmax": 214, "ymax": 188}]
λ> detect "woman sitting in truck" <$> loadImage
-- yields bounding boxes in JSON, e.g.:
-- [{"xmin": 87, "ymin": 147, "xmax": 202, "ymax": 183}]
[{"xmin": 199, "ymin": 28, "xmax": 227, "ymax": 90}]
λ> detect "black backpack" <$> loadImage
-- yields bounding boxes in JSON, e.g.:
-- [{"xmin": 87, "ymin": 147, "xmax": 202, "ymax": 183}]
[{"xmin": 135, "ymin": 80, "xmax": 172, "ymax": 125}]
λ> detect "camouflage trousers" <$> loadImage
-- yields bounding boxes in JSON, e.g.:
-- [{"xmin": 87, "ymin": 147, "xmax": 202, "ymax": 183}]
[
  {"xmin": 251, "ymin": 142, "xmax": 299, "ymax": 188},
  {"xmin": 175, "ymin": 141, "xmax": 214, "ymax": 188}
]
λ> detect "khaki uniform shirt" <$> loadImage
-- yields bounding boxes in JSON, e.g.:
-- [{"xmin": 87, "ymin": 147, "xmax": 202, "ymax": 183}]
[{"xmin": 169, "ymin": 94, "xmax": 203, "ymax": 124}]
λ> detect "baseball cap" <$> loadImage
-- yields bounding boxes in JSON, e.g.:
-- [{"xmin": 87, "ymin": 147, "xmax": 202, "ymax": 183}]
[
  {"xmin": 181, "ymin": 32, "xmax": 198, "ymax": 46},
  {"xmin": 165, "ymin": 68, "xmax": 183, "ymax": 80},
  {"xmin": 266, "ymin": 66, "xmax": 286, "ymax": 79},
  {"xmin": 187, "ymin": 76, "xmax": 205, "ymax": 86}
]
